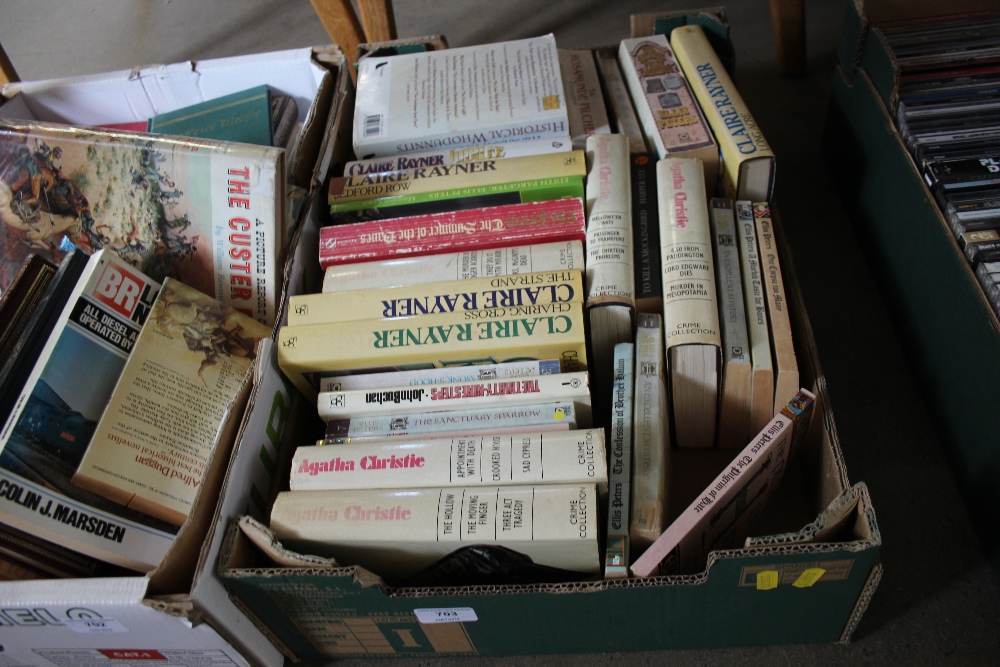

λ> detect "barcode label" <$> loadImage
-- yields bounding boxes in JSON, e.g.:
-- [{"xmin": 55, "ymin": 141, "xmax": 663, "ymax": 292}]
[{"xmin": 364, "ymin": 114, "xmax": 384, "ymax": 138}]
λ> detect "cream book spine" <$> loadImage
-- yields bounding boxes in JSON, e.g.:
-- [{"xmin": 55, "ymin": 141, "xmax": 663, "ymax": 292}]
[
  {"xmin": 752, "ymin": 202, "xmax": 799, "ymax": 414},
  {"xmin": 322, "ymin": 240, "xmax": 585, "ymax": 293},
  {"xmin": 270, "ymin": 483, "xmax": 602, "ymax": 583},
  {"xmin": 656, "ymin": 157, "xmax": 721, "ymax": 448},
  {"xmin": 343, "ymin": 136, "xmax": 573, "ymax": 176},
  {"xmin": 291, "ymin": 269, "xmax": 583, "ymax": 326},
  {"xmin": 317, "ymin": 371, "xmax": 592, "ymax": 426},
  {"xmin": 291, "ymin": 428, "xmax": 607, "ymax": 491},
  {"xmin": 735, "ymin": 201, "xmax": 775, "ymax": 433},
  {"xmin": 670, "ymin": 24, "xmax": 775, "ymax": 202},
  {"xmin": 318, "ymin": 358, "xmax": 563, "ymax": 393}
]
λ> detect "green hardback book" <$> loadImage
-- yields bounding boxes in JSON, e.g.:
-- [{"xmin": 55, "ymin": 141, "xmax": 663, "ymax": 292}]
[{"xmin": 147, "ymin": 84, "xmax": 274, "ymax": 146}]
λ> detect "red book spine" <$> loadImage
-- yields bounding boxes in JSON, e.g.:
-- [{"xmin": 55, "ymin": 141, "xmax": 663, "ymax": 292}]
[{"xmin": 318, "ymin": 198, "xmax": 586, "ymax": 268}]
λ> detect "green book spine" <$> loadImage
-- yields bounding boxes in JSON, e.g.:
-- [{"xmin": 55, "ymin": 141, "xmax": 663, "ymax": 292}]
[{"xmin": 148, "ymin": 84, "xmax": 274, "ymax": 146}]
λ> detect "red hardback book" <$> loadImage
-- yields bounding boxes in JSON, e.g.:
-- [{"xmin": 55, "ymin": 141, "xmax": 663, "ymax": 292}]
[{"xmin": 318, "ymin": 198, "xmax": 586, "ymax": 268}]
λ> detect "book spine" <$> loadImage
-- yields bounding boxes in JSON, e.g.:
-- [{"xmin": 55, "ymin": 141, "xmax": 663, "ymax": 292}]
[
  {"xmin": 322, "ymin": 240, "xmax": 586, "ymax": 293},
  {"xmin": 656, "ymin": 158, "xmax": 721, "ymax": 349},
  {"xmin": 276, "ymin": 302, "xmax": 589, "ymax": 400},
  {"xmin": 584, "ymin": 134, "xmax": 636, "ymax": 310},
  {"xmin": 291, "ymin": 428, "xmax": 607, "ymax": 490},
  {"xmin": 617, "ymin": 35, "xmax": 716, "ymax": 159},
  {"xmin": 670, "ymin": 25, "xmax": 775, "ymax": 201},
  {"xmin": 328, "ymin": 150, "xmax": 587, "ymax": 205},
  {"xmin": 629, "ymin": 313, "xmax": 670, "ymax": 553},
  {"xmin": 559, "ymin": 49, "xmax": 612, "ymax": 150},
  {"xmin": 353, "ymin": 35, "xmax": 569, "ymax": 159},
  {"xmin": 318, "ymin": 198, "xmax": 586, "ymax": 268},
  {"xmin": 752, "ymin": 203, "xmax": 799, "ymax": 414},
  {"xmin": 343, "ymin": 136, "xmax": 574, "ymax": 176},
  {"xmin": 319, "ymin": 358, "xmax": 563, "ymax": 392},
  {"xmin": 710, "ymin": 198, "xmax": 753, "ymax": 448},
  {"xmin": 325, "ymin": 401, "xmax": 578, "ymax": 443},
  {"xmin": 735, "ymin": 201, "xmax": 775, "ymax": 433},
  {"xmin": 604, "ymin": 342, "xmax": 635, "ymax": 579},
  {"xmin": 592, "ymin": 47, "xmax": 648, "ymax": 154},
  {"xmin": 292, "ymin": 268, "xmax": 584, "ymax": 325},
  {"xmin": 269, "ymin": 483, "xmax": 602, "ymax": 581},
  {"xmin": 317, "ymin": 371, "xmax": 591, "ymax": 423},
  {"xmin": 630, "ymin": 389, "xmax": 815, "ymax": 578},
  {"xmin": 631, "ymin": 153, "xmax": 663, "ymax": 314},
  {"xmin": 327, "ymin": 174, "xmax": 586, "ymax": 223}
]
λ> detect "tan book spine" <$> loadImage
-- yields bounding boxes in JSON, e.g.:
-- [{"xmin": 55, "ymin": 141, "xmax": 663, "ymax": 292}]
[
  {"xmin": 270, "ymin": 484, "xmax": 602, "ymax": 582},
  {"xmin": 592, "ymin": 46, "xmax": 648, "ymax": 154},
  {"xmin": 558, "ymin": 49, "xmax": 612, "ymax": 150},
  {"xmin": 291, "ymin": 269, "xmax": 584, "ymax": 326},
  {"xmin": 753, "ymin": 202, "xmax": 799, "ymax": 415}
]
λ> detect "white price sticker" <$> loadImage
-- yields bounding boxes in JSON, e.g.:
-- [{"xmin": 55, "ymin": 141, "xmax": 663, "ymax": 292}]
[
  {"xmin": 413, "ymin": 607, "xmax": 478, "ymax": 624},
  {"xmin": 63, "ymin": 618, "xmax": 129, "ymax": 633}
]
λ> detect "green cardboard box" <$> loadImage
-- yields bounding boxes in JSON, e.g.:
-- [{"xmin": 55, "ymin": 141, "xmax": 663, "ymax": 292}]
[{"xmin": 824, "ymin": 0, "xmax": 1000, "ymax": 570}]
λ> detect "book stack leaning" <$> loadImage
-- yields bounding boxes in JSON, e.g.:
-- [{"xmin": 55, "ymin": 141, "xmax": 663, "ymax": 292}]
[{"xmin": 270, "ymin": 25, "xmax": 812, "ymax": 586}]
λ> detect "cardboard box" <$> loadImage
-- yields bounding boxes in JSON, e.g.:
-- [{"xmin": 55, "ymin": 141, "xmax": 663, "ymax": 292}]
[
  {"xmin": 218, "ymin": 204, "xmax": 882, "ymax": 658},
  {"xmin": 824, "ymin": 0, "xmax": 1000, "ymax": 570},
  {"xmin": 0, "ymin": 47, "xmax": 352, "ymax": 667}
]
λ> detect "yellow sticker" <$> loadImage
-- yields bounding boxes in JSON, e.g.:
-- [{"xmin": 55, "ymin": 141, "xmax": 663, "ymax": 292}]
[
  {"xmin": 756, "ymin": 570, "xmax": 779, "ymax": 590},
  {"xmin": 793, "ymin": 568, "xmax": 826, "ymax": 588}
]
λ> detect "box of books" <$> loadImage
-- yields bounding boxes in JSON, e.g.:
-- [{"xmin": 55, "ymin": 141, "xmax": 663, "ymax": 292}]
[
  {"xmin": 825, "ymin": 0, "xmax": 1000, "ymax": 570},
  {"xmin": 0, "ymin": 47, "xmax": 352, "ymax": 667}
]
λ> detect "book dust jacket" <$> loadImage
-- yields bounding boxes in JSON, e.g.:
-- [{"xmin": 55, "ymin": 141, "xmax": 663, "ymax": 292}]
[
  {"xmin": 73, "ymin": 278, "xmax": 271, "ymax": 526},
  {"xmin": 0, "ymin": 119, "xmax": 283, "ymax": 326}
]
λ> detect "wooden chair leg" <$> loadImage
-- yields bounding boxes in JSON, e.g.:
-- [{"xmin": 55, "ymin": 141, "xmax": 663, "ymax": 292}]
[
  {"xmin": 310, "ymin": 0, "xmax": 366, "ymax": 79},
  {"xmin": 769, "ymin": 0, "xmax": 806, "ymax": 76},
  {"xmin": 0, "ymin": 42, "xmax": 19, "ymax": 85},
  {"xmin": 358, "ymin": 0, "xmax": 397, "ymax": 43}
]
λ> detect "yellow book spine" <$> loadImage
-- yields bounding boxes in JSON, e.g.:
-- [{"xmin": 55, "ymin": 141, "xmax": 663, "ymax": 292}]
[
  {"xmin": 277, "ymin": 302, "xmax": 589, "ymax": 400},
  {"xmin": 289, "ymin": 269, "xmax": 584, "ymax": 326}
]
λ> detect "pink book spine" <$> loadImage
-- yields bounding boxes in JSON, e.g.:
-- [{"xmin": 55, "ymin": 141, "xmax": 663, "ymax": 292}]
[{"xmin": 318, "ymin": 198, "xmax": 586, "ymax": 268}]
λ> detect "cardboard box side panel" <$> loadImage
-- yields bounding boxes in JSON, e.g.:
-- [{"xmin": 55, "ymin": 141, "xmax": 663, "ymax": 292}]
[
  {"xmin": 858, "ymin": 26, "xmax": 897, "ymax": 110},
  {"xmin": 836, "ymin": 1, "xmax": 868, "ymax": 77},
  {"xmin": 825, "ymin": 64, "xmax": 1000, "ymax": 566}
]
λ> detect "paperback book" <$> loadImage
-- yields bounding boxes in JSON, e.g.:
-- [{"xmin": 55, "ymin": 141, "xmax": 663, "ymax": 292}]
[
  {"xmin": 318, "ymin": 358, "xmax": 563, "ymax": 393},
  {"xmin": 604, "ymin": 341, "xmax": 635, "ymax": 579},
  {"xmin": 593, "ymin": 46, "xmax": 649, "ymax": 154},
  {"xmin": 0, "ymin": 249, "xmax": 176, "ymax": 572},
  {"xmin": 72, "ymin": 278, "xmax": 271, "ymax": 527},
  {"xmin": 318, "ymin": 198, "xmax": 586, "ymax": 269},
  {"xmin": 322, "ymin": 239, "xmax": 585, "ymax": 293},
  {"xmin": 0, "ymin": 118, "xmax": 286, "ymax": 326},
  {"xmin": 558, "ymin": 49, "xmax": 612, "ymax": 150},
  {"xmin": 291, "ymin": 428, "xmax": 607, "ymax": 491},
  {"xmin": 353, "ymin": 34, "xmax": 569, "ymax": 158},
  {"xmin": 343, "ymin": 136, "xmax": 573, "ymax": 176}
]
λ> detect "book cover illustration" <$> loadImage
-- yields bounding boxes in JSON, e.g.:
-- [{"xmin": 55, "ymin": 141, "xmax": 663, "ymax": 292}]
[
  {"xmin": 72, "ymin": 278, "xmax": 272, "ymax": 526},
  {"xmin": 0, "ymin": 118, "xmax": 284, "ymax": 326}
]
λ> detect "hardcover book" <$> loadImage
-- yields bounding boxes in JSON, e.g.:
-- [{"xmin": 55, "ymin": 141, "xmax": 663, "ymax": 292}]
[
  {"xmin": 276, "ymin": 300, "xmax": 589, "ymax": 401},
  {"xmin": 0, "ymin": 118, "xmax": 286, "ymax": 326},
  {"xmin": 670, "ymin": 25, "xmax": 776, "ymax": 202},
  {"xmin": 318, "ymin": 198, "xmax": 586, "ymax": 269},
  {"xmin": 604, "ymin": 341, "xmax": 635, "ymax": 579},
  {"xmin": 343, "ymin": 136, "xmax": 573, "ymax": 176},
  {"xmin": 710, "ymin": 198, "xmax": 753, "ymax": 447},
  {"xmin": 0, "ymin": 249, "xmax": 176, "ymax": 572},
  {"xmin": 584, "ymin": 133, "xmax": 635, "ymax": 429},
  {"xmin": 322, "ymin": 239, "xmax": 585, "ymax": 293},
  {"xmin": 290, "ymin": 428, "xmax": 607, "ymax": 491},
  {"xmin": 72, "ymin": 277, "xmax": 271, "ymax": 527},
  {"xmin": 328, "ymin": 150, "xmax": 587, "ymax": 206},
  {"xmin": 735, "ymin": 201, "xmax": 775, "ymax": 433},
  {"xmin": 630, "ymin": 389, "xmax": 816, "ymax": 578},
  {"xmin": 147, "ymin": 84, "xmax": 274, "ymax": 147},
  {"xmin": 657, "ymin": 157, "xmax": 721, "ymax": 448},
  {"xmin": 324, "ymin": 401, "xmax": 578, "ymax": 444},
  {"xmin": 752, "ymin": 203, "xmax": 799, "ymax": 414},
  {"xmin": 629, "ymin": 313, "xmax": 670, "ymax": 553},
  {"xmin": 618, "ymin": 35, "xmax": 719, "ymax": 193},
  {"xmin": 558, "ymin": 49, "xmax": 612, "ymax": 150},
  {"xmin": 0, "ymin": 253, "xmax": 56, "ymax": 365},
  {"xmin": 352, "ymin": 34, "xmax": 570, "ymax": 159},
  {"xmin": 631, "ymin": 152, "xmax": 664, "ymax": 314},
  {"xmin": 317, "ymin": 370, "xmax": 592, "ymax": 426},
  {"xmin": 269, "ymin": 483, "xmax": 601, "ymax": 584}
]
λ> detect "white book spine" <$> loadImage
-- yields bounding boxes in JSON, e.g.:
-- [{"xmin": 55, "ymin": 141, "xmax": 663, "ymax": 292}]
[
  {"xmin": 604, "ymin": 342, "xmax": 635, "ymax": 579},
  {"xmin": 270, "ymin": 483, "xmax": 602, "ymax": 582},
  {"xmin": 317, "ymin": 372, "xmax": 591, "ymax": 424},
  {"xmin": 324, "ymin": 401, "xmax": 579, "ymax": 443},
  {"xmin": 291, "ymin": 428, "xmax": 607, "ymax": 490},
  {"xmin": 322, "ymin": 240, "xmax": 585, "ymax": 293},
  {"xmin": 343, "ymin": 136, "xmax": 573, "ymax": 176},
  {"xmin": 319, "ymin": 358, "xmax": 563, "ymax": 393}
]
